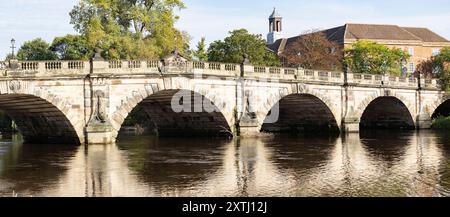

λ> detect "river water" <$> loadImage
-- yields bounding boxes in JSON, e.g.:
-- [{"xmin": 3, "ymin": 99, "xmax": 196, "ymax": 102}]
[{"xmin": 0, "ymin": 130, "xmax": 450, "ymax": 197}]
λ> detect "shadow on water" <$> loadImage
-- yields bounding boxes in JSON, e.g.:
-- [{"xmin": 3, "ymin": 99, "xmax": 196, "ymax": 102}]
[
  {"xmin": 116, "ymin": 134, "xmax": 231, "ymax": 190},
  {"xmin": 359, "ymin": 130, "xmax": 412, "ymax": 164},
  {"xmin": 1, "ymin": 129, "xmax": 450, "ymax": 196},
  {"xmin": 262, "ymin": 134, "xmax": 338, "ymax": 172},
  {"xmin": 0, "ymin": 133, "xmax": 79, "ymax": 196}
]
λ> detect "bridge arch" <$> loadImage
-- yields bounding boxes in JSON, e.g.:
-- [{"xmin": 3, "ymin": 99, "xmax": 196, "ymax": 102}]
[
  {"xmin": 110, "ymin": 87, "xmax": 233, "ymax": 141},
  {"xmin": 0, "ymin": 92, "xmax": 83, "ymax": 144},
  {"xmin": 260, "ymin": 92, "xmax": 340, "ymax": 135},
  {"xmin": 357, "ymin": 95, "xmax": 415, "ymax": 130},
  {"xmin": 431, "ymin": 98, "xmax": 450, "ymax": 119}
]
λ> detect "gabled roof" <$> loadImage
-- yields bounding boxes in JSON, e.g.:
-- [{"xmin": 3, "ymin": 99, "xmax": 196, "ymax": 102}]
[
  {"xmin": 268, "ymin": 23, "xmax": 449, "ymax": 54},
  {"xmin": 402, "ymin": 27, "xmax": 449, "ymax": 42},
  {"xmin": 344, "ymin": 23, "xmax": 421, "ymax": 41}
]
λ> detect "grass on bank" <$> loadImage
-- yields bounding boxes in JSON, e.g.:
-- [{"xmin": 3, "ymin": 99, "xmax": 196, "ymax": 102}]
[{"xmin": 432, "ymin": 116, "xmax": 450, "ymax": 130}]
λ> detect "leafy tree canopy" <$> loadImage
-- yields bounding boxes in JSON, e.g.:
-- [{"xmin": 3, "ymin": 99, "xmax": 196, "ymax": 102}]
[
  {"xmin": 432, "ymin": 47, "xmax": 450, "ymax": 91},
  {"xmin": 344, "ymin": 40, "xmax": 410, "ymax": 76},
  {"xmin": 193, "ymin": 37, "xmax": 208, "ymax": 62},
  {"xmin": 69, "ymin": 0, "xmax": 188, "ymax": 59},
  {"xmin": 207, "ymin": 29, "xmax": 280, "ymax": 66},
  {"xmin": 281, "ymin": 30, "xmax": 342, "ymax": 70},
  {"xmin": 17, "ymin": 38, "xmax": 58, "ymax": 61},
  {"xmin": 50, "ymin": 35, "xmax": 91, "ymax": 60}
]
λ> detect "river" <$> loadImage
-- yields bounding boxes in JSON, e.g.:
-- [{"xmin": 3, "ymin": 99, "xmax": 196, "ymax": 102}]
[{"xmin": 1, "ymin": 130, "xmax": 450, "ymax": 197}]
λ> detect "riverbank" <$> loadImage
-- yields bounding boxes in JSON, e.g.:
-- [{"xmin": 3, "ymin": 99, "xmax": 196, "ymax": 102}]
[{"xmin": 432, "ymin": 116, "xmax": 450, "ymax": 130}]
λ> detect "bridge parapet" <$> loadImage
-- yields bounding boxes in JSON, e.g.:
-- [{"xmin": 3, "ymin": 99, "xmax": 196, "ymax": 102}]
[
  {"xmin": 0, "ymin": 59, "xmax": 441, "ymax": 89},
  {"xmin": 422, "ymin": 78, "xmax": 440, "ymax": 90},
  {"xmin": 297, "ymin": 69, "xmax": 344, "ymax": 83},
  {"xmin": 191, "ymin": 61, "xmax": 240, "ymax": 76},
  {"xmin": 347, "ymin": 73, "xmax": 440, "ymax": 90},
  {"xmin": 1, "ymin": 60, "xmax": 90, "ymax": 77},
  {"xmin": 243, "ymin": 65, "xmax": 298, "ymax": 80},
  {"xmin": 106, "ymin": 60, "xmax": 160, "ymax": 74}
]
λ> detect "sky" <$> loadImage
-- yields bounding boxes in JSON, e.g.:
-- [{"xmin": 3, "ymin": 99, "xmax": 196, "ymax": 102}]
[{"xmin": 1, "ymin": 0, "xmax": 450, "ymax": 59}]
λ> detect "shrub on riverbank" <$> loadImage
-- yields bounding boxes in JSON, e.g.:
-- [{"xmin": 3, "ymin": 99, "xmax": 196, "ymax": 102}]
[{"xmin": 432, "ymin": 116, "xmax": 450, "ymax": 130}]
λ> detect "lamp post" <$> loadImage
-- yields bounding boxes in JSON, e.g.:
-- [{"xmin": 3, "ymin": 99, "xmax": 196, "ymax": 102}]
[{"xmin": 10, "ymin": 38, "xmax": 16, "ymax": 58}]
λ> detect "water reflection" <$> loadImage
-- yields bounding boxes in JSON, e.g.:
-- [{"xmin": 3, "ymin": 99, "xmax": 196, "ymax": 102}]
[{"xmin": 0, "ymin": 131, "xmax": 449, "ymax": 197}]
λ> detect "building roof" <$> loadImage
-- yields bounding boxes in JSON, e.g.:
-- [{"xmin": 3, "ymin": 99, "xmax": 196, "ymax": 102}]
[
  {"xmin": 269, "ymin": 8, "xmax": 282, "ymax": 19},
  {"xmin": 268, "ymin": 23, "xmax": 449, "ymax": 54},
  {"xmin": 344, "ymin": 24, "xmax": 421, "ymax": 41},
  {"xmin": 402, "ymin": 27, "xmax": 449, "ymax": 42}
]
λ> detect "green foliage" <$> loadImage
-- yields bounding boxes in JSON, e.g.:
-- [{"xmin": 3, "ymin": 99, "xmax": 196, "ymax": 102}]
[
  {"xmin": 16, "ymin": 38, "xmax": 58, "ymax": 61},
  {"xmin": 123, "ymin": 106, "xmax": 153, "ymax": 127},
  {"xmin": 0, "ymin": 111, "xmax": 13, "ymax": 132},
  {"xmin": 207, "ymin": 29, "xmax": 281, "ymax": 66},
  {"xmin": 50, "ymin": 35, "xmax": 91, "ymax": 60},
  {"xmin": 432, "ymin": 47, "xmax": 450, "ymax": 91},
  {"xmin": 4, "ymin": 54, "xmax": 14, "ymax": 61},
  {"xmin": 344, "ymin": 40, "xmax": 410, "ymax": 76},
  {"xmin": 432, "ymin": 116, "xmax": 450, "ymax": 130},
  {"xmin": 69, "ymin": 0, "xmax": 188, "ymax": 59},
  {"xmin": 194, "ymin": 37, "xmax": 208, "ymax": 61}
]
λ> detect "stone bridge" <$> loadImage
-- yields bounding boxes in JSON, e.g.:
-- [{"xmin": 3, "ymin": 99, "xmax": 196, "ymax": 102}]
[{"xmin": 0, "ymin": 52, "xmax": 448, "ymax": 145}]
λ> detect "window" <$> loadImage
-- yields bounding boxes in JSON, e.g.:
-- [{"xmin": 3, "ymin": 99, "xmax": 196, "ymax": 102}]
[
  {"xmin": 277, "ymin": 21, "xmax": 281, "ymax": 31},
  {"xmin": 408, "ymin": 47, "xmax": 414, "ymax": 56},
  {"xmin": 432, "ymin": 48, "xmax": 440, "ymax": 56},
  {"xmin": 409, "ymin": 62, "xmax": 414, "ymax": 72}
]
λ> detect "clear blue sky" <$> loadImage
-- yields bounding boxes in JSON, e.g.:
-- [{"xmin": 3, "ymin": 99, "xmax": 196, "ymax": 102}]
[{"xmin": 1, "ymin": 0, "xmax": 450, "ymax": 59}]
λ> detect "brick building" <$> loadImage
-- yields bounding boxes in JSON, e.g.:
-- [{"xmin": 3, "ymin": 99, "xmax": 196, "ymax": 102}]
[{"xmin": 267, "ymin": 9, "xmax": 450, "ymax": 73}]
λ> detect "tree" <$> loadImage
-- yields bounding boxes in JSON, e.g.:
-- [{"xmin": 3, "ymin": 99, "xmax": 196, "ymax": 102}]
[
  {"xmin": 4, "ymin": 54, "xmax": 15, "ymax": 61},
  {"xmin": 16, "ymin": 38, "xmax": 58, "ymax": 61},
  {"xmin": 414, "ymin": 59, "xmax": 435, "ymax": 79},
  {"xmin": 432, "ymin": 47, "xmax": 450, "ymax": 91},
  {"xmin": 50, "ymin": 35, "xmax": 91, "ymax": 60},
  {"xmin": 281, "ymin": 30, "xmax": 342, "ymax": 70},
  {"xmin": 344, "ymin": 40, "xmax": 410, "ymax": 76},
  {"xmin": 207, "ymin": 29, "xmax": 281, "ymax": 66},
  {"xmin": 194, "ymin": 37, "xmax": 208, "ymax": 62},
  {"xmin": 69, "ymin": 0, "xmax": 188, "ymax": 59},
  {"xmin": 432, "ymin": 47, "xmax": 450, "ymax": 72}
]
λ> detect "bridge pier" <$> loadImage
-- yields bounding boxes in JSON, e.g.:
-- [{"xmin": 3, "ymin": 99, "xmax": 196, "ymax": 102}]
[
  {"xmin": 236, "ymin": 114, "xmax": 261, "ymax": 137},
  {"xmin": 416, "ymin": 113, "xmax": 432, "ymax": 130},
  {"xmin": 85, "ymin": 124, "xmax": 114, "ymax": 145},
  {"xmin": 342, "ymin": 117, "xmax": 360, "ymax": 133},
  {"xmin": 237, "ymin": 123, "xmax": 261, "ymax": 137}
]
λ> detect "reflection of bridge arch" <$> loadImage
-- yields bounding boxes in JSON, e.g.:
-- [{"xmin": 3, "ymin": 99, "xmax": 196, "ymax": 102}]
[
  {"xmin": 260, "ymin": 93, "xmax": 340, "ymax": 134},
  {"xmin": 0, "ymin": 92, "xmax": 83, "ymax": 144},
  {"xmin": 110, "ymin": 88, "xmax": 232, "ymax": 141}
]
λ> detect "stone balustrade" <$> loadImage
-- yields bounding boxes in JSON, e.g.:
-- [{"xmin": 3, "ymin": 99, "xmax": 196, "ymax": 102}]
[
  {"xmin": 191, "ymin": 61, "xmax": 240, "ymax": 76},
  {"xmin": 1, "ymin": 60, "xmax": 90, "ymax": 76},
  {"xmin": 0, "ymin": 59, "xmax": 440, "ymax": 89}
]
